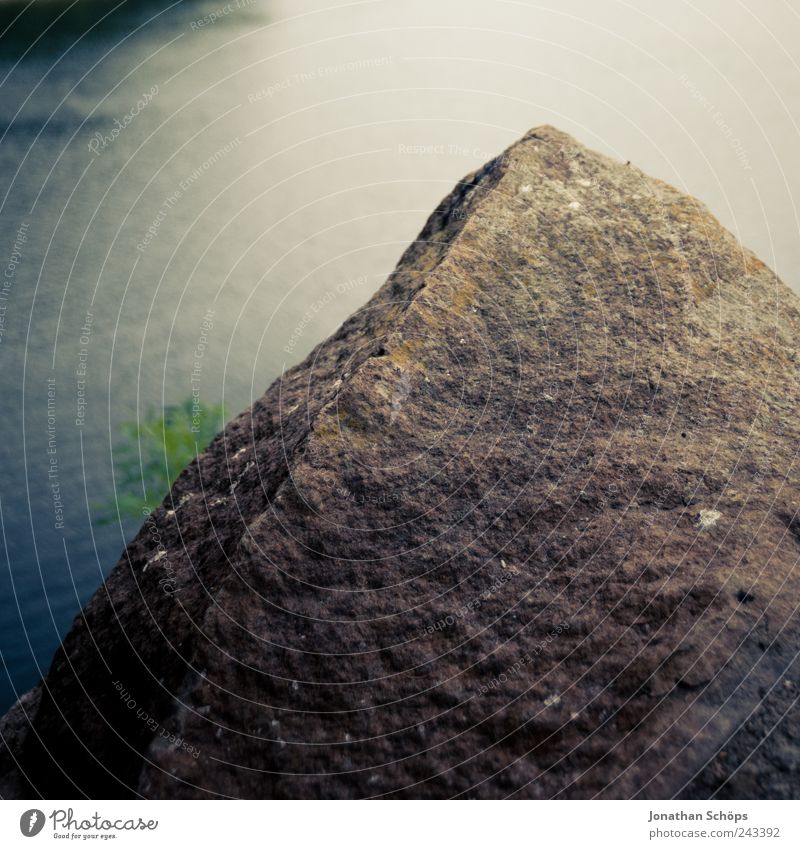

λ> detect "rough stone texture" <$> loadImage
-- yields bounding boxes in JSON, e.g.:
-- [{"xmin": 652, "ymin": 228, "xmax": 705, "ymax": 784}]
[{"xmin": 2, "ymin": 126, "xmax": 799, "ymax": 799}]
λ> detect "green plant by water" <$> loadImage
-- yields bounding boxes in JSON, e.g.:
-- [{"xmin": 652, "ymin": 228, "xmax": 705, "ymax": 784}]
[{"xmin": 98, "ymin": 398, "xmax": 225, "ymax": 522}]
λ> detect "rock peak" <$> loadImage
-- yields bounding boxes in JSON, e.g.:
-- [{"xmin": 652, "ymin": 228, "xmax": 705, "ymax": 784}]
[{"xmin": 2, "ymin": 127, "xmax": 799, "ymax": 799}]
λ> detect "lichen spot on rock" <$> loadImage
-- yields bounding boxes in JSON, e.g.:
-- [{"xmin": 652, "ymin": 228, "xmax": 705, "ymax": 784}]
[{"xmin": 697, "ymin": 508, "xmax": 722, "ymax": 530}]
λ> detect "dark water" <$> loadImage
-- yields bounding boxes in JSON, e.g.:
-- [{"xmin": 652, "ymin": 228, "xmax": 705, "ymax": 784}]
[{"xmin": 1, "ymin": 0, "xmax": 798, "ymax": 712}]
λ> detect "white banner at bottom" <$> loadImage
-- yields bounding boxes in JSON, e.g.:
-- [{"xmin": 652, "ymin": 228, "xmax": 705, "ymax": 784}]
[{"xmin": 1, "ymin": 799, "xmax": 797, "ymax": 848}]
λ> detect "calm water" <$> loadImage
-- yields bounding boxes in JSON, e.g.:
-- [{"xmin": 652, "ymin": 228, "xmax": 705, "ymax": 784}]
[{"xmin": 1, "ymin": 0, "xmax": 799, "ymax": 712}]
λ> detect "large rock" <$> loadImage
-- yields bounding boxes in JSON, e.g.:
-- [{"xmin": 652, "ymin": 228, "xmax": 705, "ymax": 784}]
[{"xmin": 2, "ymin": 126, "xmax": 800, "ymax": 799}]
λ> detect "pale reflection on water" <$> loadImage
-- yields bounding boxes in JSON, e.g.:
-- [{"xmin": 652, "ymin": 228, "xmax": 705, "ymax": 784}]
[{"xmin": 0, "ymin": 0, "xmax": 798, "ymax": 710}]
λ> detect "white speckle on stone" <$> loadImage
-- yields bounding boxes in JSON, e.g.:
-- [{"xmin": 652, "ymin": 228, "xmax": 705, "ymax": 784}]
[
  {"xmin": 233, "ymin": 446, "xmax": 247, "ymax": 458},
  {"xmin": 144, "ymin": 549, "xmax": 167, "ymax": 572},
  {"xmin": 544, "ymin": 694, "xmax": 561, "ymax": 707},
  {"xmin": 501, "ymin": 559, "xmax": 507, "ymax": 569},
  {"xmin": 460, "ymin": 338, "xmax": 466, "ymax": 344},
  {"xmin": 568, "ymin": 201, "xmax": 581, "ymax": 210},
  {"xmin": 543, "ymin": 393, "xmax": 555, "ymax": 402},
  {"xmin": 697, "ymin": 508, "xmax": 722, "ymax": 530},
  {"xmin": 520, "ymin": 184, "xmax": 532, "ymax": 193},
  {"xmin": 577, "ymin": 179, "xmax": 591, "ymax": 187},
  {"xmin": 784, "ymin": 679, "xmax": 794, "ymax": 689},
  {"xmin": 165, "ymin": 509, "xmax": 175, "ymax": 517},
  {"xmin": 291, "ymin": 680, "xmax": 299, "ymax": 691},
  {"xmin": 570, "ymin": 711, "xmax": 579, "ymax": 720}
]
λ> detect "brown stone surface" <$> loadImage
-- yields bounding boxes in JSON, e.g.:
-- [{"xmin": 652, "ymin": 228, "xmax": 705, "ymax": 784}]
[{"xmin": 2, "ymin": 126, "xmax": 799, "ymax": 799}]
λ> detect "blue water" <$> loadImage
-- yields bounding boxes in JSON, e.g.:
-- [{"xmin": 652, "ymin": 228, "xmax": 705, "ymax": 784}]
[{"xmin": 0, "ymin": 0, "xmax": 262, "ymax": 713}]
